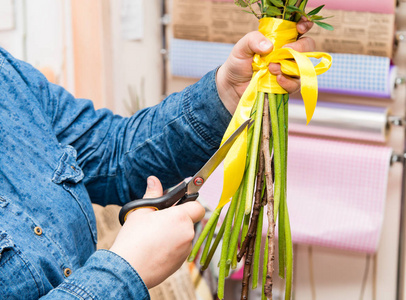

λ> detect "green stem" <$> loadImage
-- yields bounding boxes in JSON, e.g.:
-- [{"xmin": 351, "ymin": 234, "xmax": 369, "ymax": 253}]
[
  {"xmin": 282, "ymin": 93, "xmax": 293, "ymax": 300},
  {"xmin": 231, "ymin": 246, "xmax": 238, "ymax": 270},
  {"xmin": 218, "ymin": 191, "xmax": 240, "ymax": 299},
  {"xmin": 245, "ymin": 92, "xmax": 265, "ymax": 215},
  {"xmin": 188, "ymin": 207, "xmax": 222, "ymax": 262},
  {"xmin": 277, "ymin": 94, "xmax": 287, "ymax": 278},
  {"xmin": 282, "ymin": 0, "xmax": 289, "ymax": 19},
  {"xmin": 227, "ymin": 181, "xmax": 246, "ymax": 264},
  {"xmin": 227, "ymin": 112, "xmax": 257, "ymax": 265},
  {"xmin": 284, "ymin": 199, "xmax": 293, "ymax": 300},
  {"xmin": 200, "ymin": 212, "xmax": 220, "ymax": 266},
  {"xmin": 294, "ymin": 0, "xmax": 309, "ymax": 21},
  {"xmin": 201, "ymin": 213, "xmax": 227, "ymax": 271},
  {"xmin": 252, "ymin": 205, "xmax": 264, "ymax": 289}
]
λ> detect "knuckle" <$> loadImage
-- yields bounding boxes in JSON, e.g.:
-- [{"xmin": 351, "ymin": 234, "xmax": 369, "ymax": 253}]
[
  {"xmin": 300, "ymin": 37, "xmax": 315, "ymax": 52},
  {"xmin": 185, "ymin": 227, "xmax": 195, "ymax": 242}
]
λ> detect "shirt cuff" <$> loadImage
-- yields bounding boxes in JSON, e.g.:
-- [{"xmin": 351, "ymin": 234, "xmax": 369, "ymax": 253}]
[
  {"xmin": 183, "ymin": 69, "xmax": 232, "ymax": 149},
  {"xmin": 54, "ymin": 250, "xmax": 150, "ymax": 300}
]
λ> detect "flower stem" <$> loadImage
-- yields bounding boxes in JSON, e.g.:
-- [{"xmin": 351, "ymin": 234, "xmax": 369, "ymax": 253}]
[
  {"xmin": 218, "ymin": 190, "xmax": 240, "ymax": 299},
  {"xmin": 263, "ymin": 93, "xmax": 276, "ymax": 299},
  {"xmin": 200, "ymin": 212, "xmax": 220, "ymax": 266},
  {"xmin": 188, "ymin": 207, "xmax": 222, "ymax": 262},
  {"xmin": 252, "ymin": 204, "xmax": 264, "ymax": 289},
  {"xmin": 245, "ymin": 92, "xmax": 265, "ymax": 215},
  {"xmin": 227, "ymin": 177, "xmax": 248, "ymax": 264},
  {"xmin": 201, "ymin": 213, "xmax": 227, "ymax": 271},
  {"xmin": 268, "ymin": 93, "xmax": 281, "ymax": 221},
  {"xmin": 277, "ymin": 94, "xmax": 287, "ymax": 278}
]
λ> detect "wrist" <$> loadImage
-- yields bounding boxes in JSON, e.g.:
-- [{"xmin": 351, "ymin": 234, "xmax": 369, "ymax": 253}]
[{"xmin": 216, "ymin": 65, "xmax": 240, "ymax": 115}]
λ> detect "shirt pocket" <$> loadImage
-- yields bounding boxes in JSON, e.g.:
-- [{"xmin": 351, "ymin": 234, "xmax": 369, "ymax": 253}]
[
  {"xmin": 52, "ymin": 145, "xmax": 98, "ymax": 244},
  {"xmin": 0, "ymin": 231, "xmax": 45, "ymax": 299}
]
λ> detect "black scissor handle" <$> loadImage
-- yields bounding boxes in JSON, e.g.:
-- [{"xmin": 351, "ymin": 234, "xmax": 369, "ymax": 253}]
[{"xmin": 119, "ymin": 181, "xmax": 199, "ymax": 225}]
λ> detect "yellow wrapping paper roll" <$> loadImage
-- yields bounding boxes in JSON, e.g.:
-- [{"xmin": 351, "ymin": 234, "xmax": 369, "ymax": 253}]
[{"xmin": 216, "ymin": 18, "xmax": 332, "ymax": 209}]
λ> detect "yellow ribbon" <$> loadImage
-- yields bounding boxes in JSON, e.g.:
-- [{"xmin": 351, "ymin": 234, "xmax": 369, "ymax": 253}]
[{"xmin": 216, "ymin": 17, "xmax": 332, "ymax": 209}]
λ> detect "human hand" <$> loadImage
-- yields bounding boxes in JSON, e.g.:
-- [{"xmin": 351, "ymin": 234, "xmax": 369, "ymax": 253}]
[
  {"xmin": 216, "ymin": 17, "xmax": 315, "ymax": 114},
  {"xmin": 109, "ymin": 176, "xmax": 205, "ymax": 288}
]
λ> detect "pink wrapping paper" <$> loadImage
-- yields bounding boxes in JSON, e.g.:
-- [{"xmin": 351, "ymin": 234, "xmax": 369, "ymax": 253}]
[
  {"xmin": 198, "ymin": 135, "xmax": 392, "ymax": 253},
  {"xmin": 202, "ymin": 0, "xmax": 396, "ymax": 14},
  {"xmin": 308, "ymin": 0, "xmax": 396, "ymax": 14}
]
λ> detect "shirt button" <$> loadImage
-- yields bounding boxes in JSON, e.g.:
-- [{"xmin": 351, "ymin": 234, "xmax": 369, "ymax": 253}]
[
  {"xmin": 34, "ymin": 226, "xmax": 43, "ymax": 236},
  {"xmin": 64, "ymin": 268, "xmax": 72, "ymax": 277}
]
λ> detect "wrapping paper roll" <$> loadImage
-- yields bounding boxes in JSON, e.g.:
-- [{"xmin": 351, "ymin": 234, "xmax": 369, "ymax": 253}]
[
  {"xmin": 173, "ymin": 0, "xmax": 396, "ymax": 57},
  {"xmin": 198, "ymin": 137, "xmax": 392, "ymax": 253},
  {"xmin": 170, "ymin": 39, "xmax": 231, "ymax": 78},
  {"xmin": 200, "ymin": 0, "xmax": 396, "ymax": 13},
  {"xmin": 170, "ymin": 39, "xmax": 397, "ymax": 98},
  {"xmin": 286, "ymin": 136, "xmax": 392, "ymax": 253},
  {"xmin": 308, "ymin": 0, "xmax": 396, "ymax": 14},
  {"xmin": 289, "ymin": 99, "xmax": 390, "ymax": 143},
  {"xmin": 312, "ymin": 54, "xmax": 396, "ymax": 98}
]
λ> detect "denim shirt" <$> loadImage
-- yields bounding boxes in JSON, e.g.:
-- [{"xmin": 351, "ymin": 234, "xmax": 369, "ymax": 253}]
[{"xmin": 0, "ymin": 48, "xmax": 231, "ymax": 299}]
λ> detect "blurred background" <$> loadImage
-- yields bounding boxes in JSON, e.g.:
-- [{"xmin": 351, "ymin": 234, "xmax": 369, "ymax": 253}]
[{"xmin": 1, "ymin": 0, "xmax": 406, "ymax": 299}]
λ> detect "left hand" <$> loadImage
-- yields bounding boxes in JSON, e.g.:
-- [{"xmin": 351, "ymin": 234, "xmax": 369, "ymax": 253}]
[{"xmin": 216, "ymin": 17, "xmax": 315, "ymax": 114}]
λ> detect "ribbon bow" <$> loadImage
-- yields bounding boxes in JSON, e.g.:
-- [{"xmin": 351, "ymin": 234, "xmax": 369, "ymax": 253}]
[{"xmin": 216, "ymin": 18, "xmax": 332, "ymax": 209}]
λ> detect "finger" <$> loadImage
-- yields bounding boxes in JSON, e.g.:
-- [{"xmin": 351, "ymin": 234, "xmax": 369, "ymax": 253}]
[
  {"xmin": 178, "ymin": 201, "xmax": 206, "ymax": 223},
  {"xmin": 283, "ymin": 37, "xmax": 315, "ymax": 53},
  {"xmin": 297, "ymin": 16, "xmax": 314, "ymax": 35},
  {"xmin": 276, "ymin": 74, "xmax": 301, "ymax": 94},
  {"xmin": 232, "ymin": 31, "xmax": 273, "ymax": 60},
  {"xmin": 269, "ymin": 63, "xmax": 282, "ymax": 76},
  {"xmin": 126, "ymin": 207, "xmax": 156, "ymax": 220},
  {"xmin": 143, "ymin": 176, "xmax": 164, "ymax": 199}
]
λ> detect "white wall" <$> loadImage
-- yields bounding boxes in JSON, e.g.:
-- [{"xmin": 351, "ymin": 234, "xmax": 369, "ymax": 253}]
[
  {"xmin": 0, "ymin": 0, "xmax": 74, "ymax": 92},
  {"xmin": 110, "ymin": 0, "xmax": 163, "ymax": 116}
]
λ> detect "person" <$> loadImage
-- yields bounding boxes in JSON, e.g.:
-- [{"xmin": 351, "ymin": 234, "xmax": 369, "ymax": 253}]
[{"xmin": 0, "ymin": 18, "xmax": 314, "ymax": 299}]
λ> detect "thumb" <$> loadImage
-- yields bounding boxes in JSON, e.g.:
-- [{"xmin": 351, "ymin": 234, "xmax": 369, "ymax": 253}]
[
  {"xmin": 143, "ymin": 176, "xmax": 164, "ymax": 199},
  {"xmin": 233, "ymin": 31, "xmax": 273, "ymax": 59}
]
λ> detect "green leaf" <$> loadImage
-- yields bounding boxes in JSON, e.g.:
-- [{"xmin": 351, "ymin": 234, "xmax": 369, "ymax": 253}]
[
  {"xmin": 286, "ymin": 5, "xmax": 302, "ymax": 12},
  {"xmin": 307, "ymin": 5, "xmax": 324, "ymax": 16},
  {"xmin": 314, "ymin": 21, "xmax": 334, "ymax": 31},
  {"xmin": 266, "ymin": 6, "xmax": 283, "ymax": 16},
  {"xmin": 310, "ymin": 15, "xmax": 333, "ymax": 21},
  {"xmin": 234, "ymin": 0, "xmax": 249, "ymax": 7},
  {"xmin": 288, "ymin": 0, "xmax": 298, "ymax": 5},
  {"xmin": 269, "ymin": 0, "xmax": 284, "ymax": 7}
]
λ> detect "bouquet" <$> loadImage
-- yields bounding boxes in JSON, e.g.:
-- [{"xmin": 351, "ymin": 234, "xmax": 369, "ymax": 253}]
[{"xmin": 189, "ymin": 1, "xmax": 333, "ymax": 299}]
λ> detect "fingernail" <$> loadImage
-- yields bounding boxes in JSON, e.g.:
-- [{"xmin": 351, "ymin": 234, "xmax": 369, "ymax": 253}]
[
  {"xmin": 298, "ymin": 23, "xmax": 307, "ymax": 32},
  {"xmin": 147, "ymin": 177, "xmax": 155, "ymax": 189},
  {"xmin": 259, "ymin": 40, "xmax": 272, "ymax": 51}
]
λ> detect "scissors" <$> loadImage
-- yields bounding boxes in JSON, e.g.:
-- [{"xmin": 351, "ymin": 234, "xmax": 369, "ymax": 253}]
[{"xmin": 119, "ymin": 118, "xmax": 251, "ymax": 225}]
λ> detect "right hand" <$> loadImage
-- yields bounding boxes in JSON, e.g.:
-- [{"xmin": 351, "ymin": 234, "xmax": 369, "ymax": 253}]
[
  {"xmin": 109, "ymin": 176, "xmax": 205, "ymax": 288},
  {"xmin": 216, "ymin": 17, "xmax": 315, "ymax": 114}
]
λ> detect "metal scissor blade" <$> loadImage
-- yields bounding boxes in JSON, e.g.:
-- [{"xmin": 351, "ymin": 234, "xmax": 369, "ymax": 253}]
[{"xmin": 186, "ymin": 118, "xmax": 251, "ymax": 195}]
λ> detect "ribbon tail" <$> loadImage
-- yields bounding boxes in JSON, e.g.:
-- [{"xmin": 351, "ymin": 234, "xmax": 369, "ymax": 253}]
[
  {"xmin": 289, "ymin": 50, "xmax": 318, "ymax": 124},
  {"xmin": 217, "ymin": 127, "xmax": 248, "ymax": 209}
]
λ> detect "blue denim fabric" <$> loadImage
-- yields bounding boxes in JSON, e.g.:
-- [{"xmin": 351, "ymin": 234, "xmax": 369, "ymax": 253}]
[{"xmin": 0, "ymin": 47, "xmax": 231, "ymax": 299}]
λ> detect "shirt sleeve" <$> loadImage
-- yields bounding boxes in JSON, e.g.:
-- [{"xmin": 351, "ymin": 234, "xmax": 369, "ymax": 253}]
[
  {"xmin": 47, "ymin": 69, "xmax": 232, "ymax": 206},
  {"xmin": 1, "ymin": 46, "xmax": 232, "ymax": 206},
  {"xmin": 41, "ymin": 250, "xmax": 150, "ymax": 300}
]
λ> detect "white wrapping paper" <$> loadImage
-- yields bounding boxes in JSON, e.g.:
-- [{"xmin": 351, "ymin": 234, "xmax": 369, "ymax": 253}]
[{"xmin": 289, "ymin": 100, "xmax": 390, "ymax": 143}]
